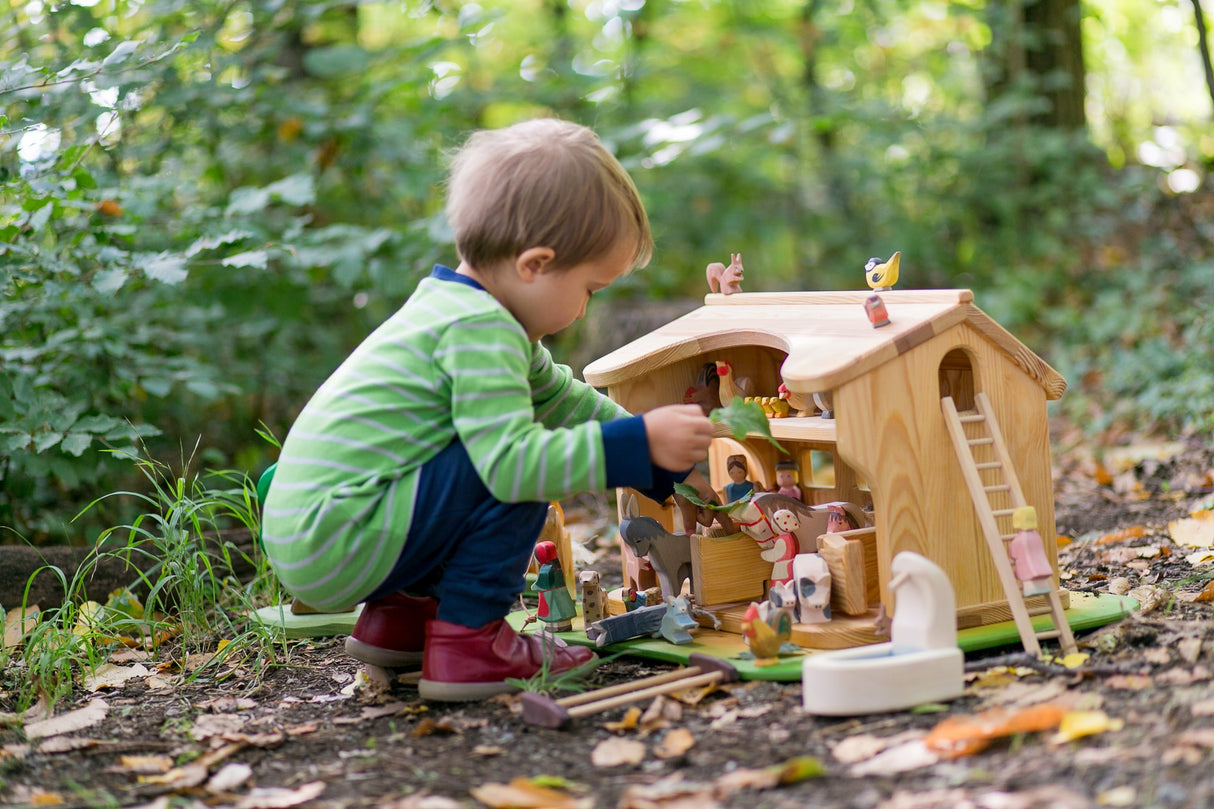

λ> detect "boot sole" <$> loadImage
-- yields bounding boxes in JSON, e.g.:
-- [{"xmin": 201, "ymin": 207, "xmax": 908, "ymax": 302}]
[
  {"xmin": 344, "ymin": 637, "xmax": 424, "ymax": 668},
  {"xmin": 417, "ymin": 678, "xmax": 521, "ymax": 702}
]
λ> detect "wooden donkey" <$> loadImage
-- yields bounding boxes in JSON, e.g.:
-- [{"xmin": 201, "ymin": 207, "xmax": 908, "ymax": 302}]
[{"xmin": 619, "ymin": 494, "xmax": 695, "ymax": 600}]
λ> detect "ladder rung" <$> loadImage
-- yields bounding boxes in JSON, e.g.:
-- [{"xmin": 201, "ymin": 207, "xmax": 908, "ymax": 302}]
[
  {"xmin": 958, "ymin": 414, "xmax": 986, "ymax": 423},
  {"xmin": 1027, "ymin": 605, "xmax": 1054, "ymax": 617},
  {"xmin": 984, "ymin": 484, "xmax": 1011, "ymax": 493},
  {"xmin": 975, "ymin": 461, "xmax": 1002, "ymax": 470},
  {"xmin": 1035, "ymin": 629, "xmax": 1061, "ymax": 640},
  {"xmin": 991, "ymin": 508, "xmax": 1016, "ymax": 517},
  {"xmin": 968, "ymin": 437, "xmax": 994, "ymax": 446},
  {"xmin": 1000, "ymin": 534, "xmax": 1015, "ymax": 542}
]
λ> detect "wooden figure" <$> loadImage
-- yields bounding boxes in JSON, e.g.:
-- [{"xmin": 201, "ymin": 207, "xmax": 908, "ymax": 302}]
[
  {"xmin": 1008, "ymin": 506, "xmax": 1054, "ymax": 597},
  {"xmin": 683, "ymin": 361, "xmax": 721, "ymax": 416},
  {"xmin": 585, "ymin": 287, "xmax": 1071, "ymax": 651},
  {"xmin": 759, "ymin": 508, "xmax": 799, "ymax": 584},
  {"xmin": 741, "ymin": 597, "xmax": 794, "ymax": 666},
  {"xmin": 715, "ymin": 360, "xmax": 753, "ymax": 405},
  {"xmin": 864, "ymin": 294, "xmax": 891, "ymax": 328},
  {"xmin": 864, "ymin": 251, "xmax": 900, "ymax": 290},
  {"xmin": 658, "ymin": 596, "xmax": 699, "ymax": 645},
  {"xmin": 532, "ymin": 540, "xmax": 576, "ymax": 632},
  {"xmin": 585, "ymin": 595, "xmax": 704, "ymax": 647},
  {"xmin": 722, "ymin": 492, "xmax": 828, "ymax": 554},
  {"xmin": 706, "ymin": 252, "xmax": 744, "ymax": 294},
  {"xmin": 619, "ymin": 507, "xmax": 694, "ymax": 599},
  {"xmin": 793, "ymin": 552, "xmax": 831, "ymax": 624},
  {"xmin": 812, "ymin": 391, "xmax": 833, "ymax": 419},
  {"xmin": 579, "ymin": 570, "xmax": 607, "ymax": 625},
  {"xmin": 802, "ymin": 551, "xmax": 964, "ymax": 715},
  {"xmin": 722, "ymin": 454, "xmax": 756, "ymax": 503},
  {"xmin": 773, "ymin": 459, "xmax": 804, "ymax": 502},
  {"xmin": 825, "ymin": 503, "xmax": 861, "ymax": 534}
]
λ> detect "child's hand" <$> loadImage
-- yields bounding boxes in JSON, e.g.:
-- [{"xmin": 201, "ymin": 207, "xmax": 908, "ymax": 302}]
[{"xmin": 643, "ymin": 404, "xmax": 714, "ymax": 471}]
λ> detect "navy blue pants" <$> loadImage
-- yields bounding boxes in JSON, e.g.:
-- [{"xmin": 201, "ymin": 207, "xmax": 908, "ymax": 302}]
[{"xmin": 363, "ymin": 441, "xmax": 548, "ymax": 628}]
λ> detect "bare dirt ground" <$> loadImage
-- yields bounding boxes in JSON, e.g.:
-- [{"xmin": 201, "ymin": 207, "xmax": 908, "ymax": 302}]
[{"xmin": 3, "ymin": 432, "xmax": 1214, "ymax": 809}]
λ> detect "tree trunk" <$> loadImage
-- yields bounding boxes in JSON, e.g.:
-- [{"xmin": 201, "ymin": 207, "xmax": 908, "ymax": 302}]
[
  {"xmin": 1191, "ymin": 0, "xmax": 1214, "ymax": 118},
  {"xmin": 985, "ymin": 0, "xmax": 1087, "ymax": 130}
]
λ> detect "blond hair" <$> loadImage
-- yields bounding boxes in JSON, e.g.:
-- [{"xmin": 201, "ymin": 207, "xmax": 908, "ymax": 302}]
[{"xmin": 445, "ymin": 119, "xmax": 653, "ymax": 273}]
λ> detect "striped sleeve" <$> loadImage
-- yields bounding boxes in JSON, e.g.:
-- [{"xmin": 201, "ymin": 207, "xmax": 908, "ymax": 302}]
[
  {"xmin": 438, "ymin": 314, "xmax": 609, "ymax": 502},
  {"xmin": 528, "ymin": 344, "xmax": 630, "ymax": 429}
]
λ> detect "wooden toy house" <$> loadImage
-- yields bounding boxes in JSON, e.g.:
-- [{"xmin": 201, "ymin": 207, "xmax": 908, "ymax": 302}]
[{"xmin": 583, "ymin": 289, "xmax": 1069, "ymax": 650}]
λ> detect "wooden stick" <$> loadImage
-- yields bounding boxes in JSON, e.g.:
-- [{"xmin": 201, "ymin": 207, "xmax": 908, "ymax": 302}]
[
  {"xmin": 565, "ymin": 671, "xmax": 724, "ymax": 718},
  {"xmin": 520, "ymin": 653, "xmax": 738, "ymax": 729}
]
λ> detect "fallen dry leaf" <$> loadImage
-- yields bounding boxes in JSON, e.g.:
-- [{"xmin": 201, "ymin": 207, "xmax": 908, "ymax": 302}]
[
  {"xmin": 190, "ymin": 713, "xmax": 246, "ymax": 741},
  {"xmin": 924, "ymin": 703, "xmax": 1066, "ymax": 758},
  {"xmin": 831, "ymin": 734, "xmax": 889, "ymax": 764},
  {"xmin": 618, "ymin": 774, "xmax": 721, "ymax": 809},
  {"xmin": 591, "ymin": 736, "xmax": 646, "ymax": 767},
  {"xmin": 1192, "ymin": 580, "xmax": 1214, "ymax": 603},
  {"xmin": 206, "ymin": 762, "xmax": 254, "ymax": 794},
  {"xmin": 1097, "ymin": 525, "xmax": 1148, "ymax": 545},
  {"xmin": 1169, "ymin": 511, "xmax": 1214, "ymax": 548},
  {"xmin": 472, "ymin": 744, "xmax": 503, "ymax": 757},
  {"xmin": 198, "ymin": 696, "xmax": 259, "ymax": 712},
  {"xmin": 603, "ymin": 705, "xmax": 641, "ymax": 732},
  {"xmin": 714, "ymin": 756, "xmax": 825, "ymax": 795},
  {"xmin": 23, "ymin": 699, "xmax": 109, "ymax": 740},
  {"xmin": 36, "ymin": 736, "xmax": 100, "ymax": 754},
  {"xmin": 848, "ymin": 740, "xmax": 938, "ymax": 777},
  {"xmin": 117, "ymin": 754, "xmax": 175, "ymax": 775},
  {"xmin": 654, "ymin": 728, "xmax": 695, "ymax": 759},
  {"xmin": 83, "ymin": 663, "xmax": 150, "ymax": 692},
  {"xmin": 412, "ymin": 717, "xmax": 457, "ymax": 737},
  {"xmin": 1050, "ymin": 710, "xmax": 1124, "ymax": 744},
  {"xmin": 639, "ymin": 695, "xmax": 682, "ymax": 733},
  {"xmin": 470, "ymin": 777, "xmax": 592, "ymax": 809},
  {"xmin": 3, "ymin": 605, "xmax": 39, "ymax": 649},
  {"xmin": 234, "ymin": 781, "xmax": 326, "ymax": 809},
  {"xmin": 1105, "ymin": 674, "xmax": 1152, "ymax": 690}
]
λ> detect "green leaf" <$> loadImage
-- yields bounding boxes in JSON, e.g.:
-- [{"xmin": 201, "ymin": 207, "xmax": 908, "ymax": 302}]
[
  {"xmin": 33, "ymin": 431, "xmax": 64, "ymax": 453},
  {"xmin": 142, "ymin": 253, "xmax": 188, "ymax": 284},
  {"xmin": 102, "ymin": 40, "xmax": 139, "ymax": 67},
  {"xmin": 221, "ymin": 249, "xmax": 269, "ymax": 269},
  {"xmin": 266, "ymin": 174, "xmax": 315, "ymax": 207},
  {"xmin": 92, "ymin": 269, "xmax": 128, "ymax": 294},
  {"xmin": 673, "ymin": 482, "xmax": 745, "ymax": 512},
  {"xmin": 27, "ymin": 202, "xmax": 53, "ymax": 232},
  {"xmin": 60, "ymin": 432, "xmax": 93, "ymax": 456},
  {"xmin": 709, "ymin": 398, "xmax": 785, "ymax": 452}
]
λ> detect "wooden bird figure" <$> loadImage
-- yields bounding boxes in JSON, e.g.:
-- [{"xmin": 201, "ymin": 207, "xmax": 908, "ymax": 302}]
[
  {"xmin": 714, "ymin": 360, "xmax": 753, "ymax": 406},
  {"xmin": 741, "ymin": 599, "xmax": 793, "ymax": 666},
  {"xmin": 864, "ymin": 251, "xmax": 901, "ymax": 290},
  {"xmin": 683, "ymin": 361, "xmax": 722, "ymax": 416}
]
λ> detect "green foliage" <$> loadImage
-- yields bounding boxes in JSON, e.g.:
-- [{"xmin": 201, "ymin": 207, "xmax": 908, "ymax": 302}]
[
  {"xmin": 1, "ymin": 0, "xmax": 1211, "ymax": 546},
  {"xmin": 1, "ymin": 450, "xmax": 281, "ymax": 712}
]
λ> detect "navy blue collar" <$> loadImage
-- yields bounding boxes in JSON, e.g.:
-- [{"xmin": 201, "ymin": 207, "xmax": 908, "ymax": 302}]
[{"xmin": 431, "ymin": 264, "xmax": 485, "ymax": 291}]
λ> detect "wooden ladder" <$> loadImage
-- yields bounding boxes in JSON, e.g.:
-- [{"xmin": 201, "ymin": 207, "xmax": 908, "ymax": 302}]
[{"xmin": 942, "ymin": 392, "xmax": 1077, "ymax": 658}]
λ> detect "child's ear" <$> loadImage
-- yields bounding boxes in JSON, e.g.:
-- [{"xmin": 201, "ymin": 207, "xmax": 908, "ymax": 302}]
[{"xmin": 515, "ymin": 247, "xmax": 556, "ymax": 281}]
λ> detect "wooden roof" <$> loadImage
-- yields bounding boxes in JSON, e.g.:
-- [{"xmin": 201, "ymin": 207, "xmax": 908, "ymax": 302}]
[{"xmin": 582, "ymin": 289, "xmax": 1067, "ymax": 400}]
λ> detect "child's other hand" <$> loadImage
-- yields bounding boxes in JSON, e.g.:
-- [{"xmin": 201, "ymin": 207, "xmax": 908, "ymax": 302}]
[{"xmin": 643, "ymin": 404, "xmax": 713, "ymax": 471}]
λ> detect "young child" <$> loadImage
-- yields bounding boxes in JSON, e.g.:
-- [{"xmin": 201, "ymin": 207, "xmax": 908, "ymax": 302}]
[{"xmin": 260, "ymin": 119, "xmax": 714, "ymax": 701}]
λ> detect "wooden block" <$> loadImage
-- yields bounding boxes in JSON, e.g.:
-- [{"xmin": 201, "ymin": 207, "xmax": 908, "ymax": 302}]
[
  {"xmin": 818, "ymin": 532, "xmax": 869, "ymax": 616},
  {"xmin": 690, "ymin": 533, "xmax": 769, "ymax": 606}
]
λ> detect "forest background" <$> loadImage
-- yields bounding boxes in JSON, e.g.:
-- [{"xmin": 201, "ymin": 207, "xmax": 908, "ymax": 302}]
[{"xmin": 2, "ymin": 0, "xmax": 1213, "ymax": 547}]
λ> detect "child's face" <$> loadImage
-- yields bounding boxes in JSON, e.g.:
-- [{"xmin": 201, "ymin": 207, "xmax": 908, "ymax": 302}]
[{"xmin": 497, "ymin": 241, "xmax": 633, "ymax": 341}]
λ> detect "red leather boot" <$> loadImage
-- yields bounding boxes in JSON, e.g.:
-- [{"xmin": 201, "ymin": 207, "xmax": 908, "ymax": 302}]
[
  {"xmin": 344, "ymin": 593, "xmax": 438, "ymax": 668},
  {"xmin": 419, "ymin": 618, "xmax": 597, "ymax": 701}
]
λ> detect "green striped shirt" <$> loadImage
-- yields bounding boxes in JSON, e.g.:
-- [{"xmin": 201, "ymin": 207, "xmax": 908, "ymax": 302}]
[{"xmin": 261, "ymin": 268, "xmax": 633, "ymax": 611}]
